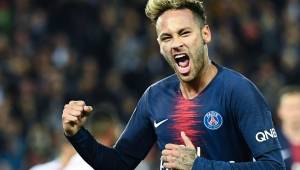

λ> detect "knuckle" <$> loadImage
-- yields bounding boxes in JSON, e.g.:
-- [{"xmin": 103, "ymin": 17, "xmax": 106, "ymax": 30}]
[
  {"xmin": 74, "ymin": 110, "xmax": 81, "ymax": 116},
  {"xmin": 62, "ymin": 112, "xmax": 67, "ymax": 117},
  {"xmin": 78, "ymin": 100, "xmax": 85, "ymax": 105},
  {"xmin": 63, "ymin": 108, "xmax": 70, "ymax": 115},
  {"xmin": 77, "ymin": 106, "xmax": 84, "ymax": 111},
  {"xmin": 70, "ymin": 116, "xmax": 78, "ymax": 122}
]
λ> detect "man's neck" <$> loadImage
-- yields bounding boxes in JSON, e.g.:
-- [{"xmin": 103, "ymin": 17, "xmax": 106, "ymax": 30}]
[{"xmin": 180, "ymin": 62, "xmax": 217, "ymax": 99}]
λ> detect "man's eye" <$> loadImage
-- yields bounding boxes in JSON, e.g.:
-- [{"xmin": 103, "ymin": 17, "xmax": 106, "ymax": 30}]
[
  {"xmin": 181, "ymin": 32, "xmax": 190, "ymax": 37},
  {"xmin": 161, "ymin": 37, "xmax": 171, "ymax": 42}
]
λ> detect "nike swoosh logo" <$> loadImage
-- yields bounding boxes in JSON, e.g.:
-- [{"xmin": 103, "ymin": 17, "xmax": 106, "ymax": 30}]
[{"xmin": 154, "ymin": 119, "xmax": 168, "ymax": 128}]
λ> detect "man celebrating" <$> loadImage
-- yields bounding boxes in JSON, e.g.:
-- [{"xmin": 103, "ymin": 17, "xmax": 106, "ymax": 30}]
[{"xmin": 62, "ymin": 0, "xmax": 285, "ymax": 169}]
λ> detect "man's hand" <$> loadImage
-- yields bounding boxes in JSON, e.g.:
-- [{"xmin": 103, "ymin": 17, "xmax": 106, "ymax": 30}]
[
  {"xmin": 162, "ymin": 132, "xmax": 198, "ymax": 170},
  {"xmin": 62, "ymin": 100, "xmax": 93, "ymax": 136}
]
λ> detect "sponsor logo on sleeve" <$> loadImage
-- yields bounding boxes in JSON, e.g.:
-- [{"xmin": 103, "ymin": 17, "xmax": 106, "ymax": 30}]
[{"xmin": 255, "ymin": 128, "xmax": 277, "ymax": 142}]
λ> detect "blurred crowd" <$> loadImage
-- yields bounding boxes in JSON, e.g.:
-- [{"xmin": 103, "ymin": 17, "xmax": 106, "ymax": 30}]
[{"xmin": 0, "ymin": 0, "xmax": 299, "ymax": 169}]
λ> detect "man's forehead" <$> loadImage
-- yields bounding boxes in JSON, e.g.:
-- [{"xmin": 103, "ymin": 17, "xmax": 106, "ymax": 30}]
[
  {"xmin": 155, "ymin": 8, "xmax": 197, "ymax": 33},
  {"xmin": 281, "ymin": 94, "xmax": 300, "ymax": 105},
  {"xmin": 282, "ymin": 93, "xmax": 300, "ymax": 99}
]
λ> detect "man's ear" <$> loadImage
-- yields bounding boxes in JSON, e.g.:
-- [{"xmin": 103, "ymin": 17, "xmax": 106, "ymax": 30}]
[
  {"xmin": 157, "ymin": 37, "xmax": 161, "ymax": 45},
  {"xmin": 201, "ymin": 25, "xmax": 211, "ymax": 44}
]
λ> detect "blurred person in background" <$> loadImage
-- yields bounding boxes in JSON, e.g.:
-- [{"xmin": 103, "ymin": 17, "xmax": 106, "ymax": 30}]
[
  {"xmin": 30, "ymin": 102, "xmax": 122, "ymax": 170},
  {"xmin": 29, "ymin": 136, "xmax": 76, "ymax": 170},
  {"xmin": 276, "ymin": 86, "xmax": 300, "ymax": 170},
  {"xmin": 62, "ymin": 0, "xmax": 284, "ymax": 169},
  {"xmin": 63, "ymin": 102, "xmax": 122, "ymax": 170}
]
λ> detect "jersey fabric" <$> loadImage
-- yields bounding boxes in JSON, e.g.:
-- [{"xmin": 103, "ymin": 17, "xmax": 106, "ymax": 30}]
[{"xmin": 67, "ymin": 63, "xmax": 285, "ymax": 169}]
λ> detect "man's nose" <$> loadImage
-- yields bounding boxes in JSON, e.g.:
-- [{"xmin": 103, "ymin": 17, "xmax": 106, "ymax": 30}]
[{"xmin": 171, "ymin": 36, "xmax": 184, "ymax": 50}]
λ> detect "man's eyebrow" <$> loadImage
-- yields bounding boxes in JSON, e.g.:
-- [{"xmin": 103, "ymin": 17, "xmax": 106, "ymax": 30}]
[
  {"xmin": 158, "ymin": 27, "xmax": 191, "ymax": 39},
  {"xmin": 178, "ymin": 27, "xmax": 192, "ymax": 34},
  {"xmin": 178, "ymin": 27, "xmax": 191, "ymax": 34},
  {"xmin": 158, "ymin": 32, "xmax": 171, "ymax": 38}
]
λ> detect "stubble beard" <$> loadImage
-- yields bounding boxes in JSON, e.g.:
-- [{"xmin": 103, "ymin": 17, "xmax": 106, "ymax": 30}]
[
  {"xmin": 163, "ymin": 46, "xmax": 206, "ymax": 83},
  {"xmin": 180, "ymin": 48, "xmax": 205, "ymax": 83}
]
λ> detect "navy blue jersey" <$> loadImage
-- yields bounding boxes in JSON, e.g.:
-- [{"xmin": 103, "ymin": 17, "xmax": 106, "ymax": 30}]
[{"xmin": 67, "ymin": 63, "xmax": 285, "ymax": 169}]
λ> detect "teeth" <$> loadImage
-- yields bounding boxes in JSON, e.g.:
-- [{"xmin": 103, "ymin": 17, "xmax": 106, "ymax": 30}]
[{"xmin": 174, "ymin": 54, "xmax": 186, "ymax": 59}]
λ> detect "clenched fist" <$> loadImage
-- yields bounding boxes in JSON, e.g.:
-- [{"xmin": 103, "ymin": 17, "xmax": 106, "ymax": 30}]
[{"xmin": 62, "ymin": 100, "xmax": 93, "ymax": 136}]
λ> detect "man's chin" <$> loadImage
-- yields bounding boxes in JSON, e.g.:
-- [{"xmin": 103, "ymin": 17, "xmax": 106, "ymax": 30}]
[{"xmin": 176, "ymin": 72, "xmax": 194, "ymax": 82}]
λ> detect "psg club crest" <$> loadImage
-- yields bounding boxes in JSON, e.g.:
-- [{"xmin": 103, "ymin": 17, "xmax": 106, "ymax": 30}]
[{"xmin": 204, "ymin": 111, "xmax": 223, "ymax": 130}]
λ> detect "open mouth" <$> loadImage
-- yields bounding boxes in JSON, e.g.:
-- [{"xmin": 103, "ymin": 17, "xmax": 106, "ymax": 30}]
[{"xmin": 174, "ymin": 54, "xmax": 191, "ymax": 74}]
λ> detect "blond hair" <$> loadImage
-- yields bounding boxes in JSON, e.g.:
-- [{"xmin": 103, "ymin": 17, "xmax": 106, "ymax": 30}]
[{"xmin": 145, "ymin": 0, "xmax": 206, "ymax": 24}]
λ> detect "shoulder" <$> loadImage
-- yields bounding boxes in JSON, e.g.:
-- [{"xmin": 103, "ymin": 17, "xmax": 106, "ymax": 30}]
[
  {"xmin": 219, "ymin": 65, "xmax": 259, "ymax": 93},
  {"xmin": 215, "ymin": 64, "xmax": 266, "ymax": 107},
  {"xmin": 222, "ymin": 66, "xmax": 253, "ymax": 86},
  {"xmin": 144, "ymin": 74, "xmax": 178, "ymax": 97},
  {"xmin": 149, "ymin": 74, "xmax": 178, "ymax": 91},
  {"xmin": 135, "ymin": 74, "xmax": 178, "ymax": 110},
  {"xmin": 217, "ymin": 65, "xmax": 268, "ymax": 111},
  {"xmin": 136, "ymin": 74, "xmax": 178, "ymax": 112}
]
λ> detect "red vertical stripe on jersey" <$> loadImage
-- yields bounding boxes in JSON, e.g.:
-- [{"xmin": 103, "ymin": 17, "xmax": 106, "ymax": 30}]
[{"xmin": 170, "ymin": 95, "xmax": 204, "ymax": 145}]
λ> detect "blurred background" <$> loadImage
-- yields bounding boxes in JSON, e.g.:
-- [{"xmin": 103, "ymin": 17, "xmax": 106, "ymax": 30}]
[{"xmin": 0, "ymin": 0, "xmax": 299, "ymax": 169}]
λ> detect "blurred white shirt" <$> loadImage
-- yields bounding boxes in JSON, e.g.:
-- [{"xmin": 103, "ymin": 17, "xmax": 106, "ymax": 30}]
[
  {"xmin": 64, "ymin": 154, "xmax": 93, "ymax": 170},
  {"xmin": 29, "ymin": 159, "xmax": 61, "ymax": 170},
  {"xmin": 29, "ymin": 154, "xmax": 93, "ymax": 170}
]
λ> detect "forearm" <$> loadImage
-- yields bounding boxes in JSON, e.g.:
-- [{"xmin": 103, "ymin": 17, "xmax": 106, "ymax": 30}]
[
  {"xmin": 192, "ymin": 150, "xmax": 285, "ymax": 170},
  {"xmin": 66, "ymin": 128, "xmax": 139, "ymax": 170}
]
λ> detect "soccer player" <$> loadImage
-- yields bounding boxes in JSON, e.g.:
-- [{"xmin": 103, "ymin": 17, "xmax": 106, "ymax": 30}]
[{"xmin": 62, "ymin": 0, "xmax": 285, "ymax": 169}]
